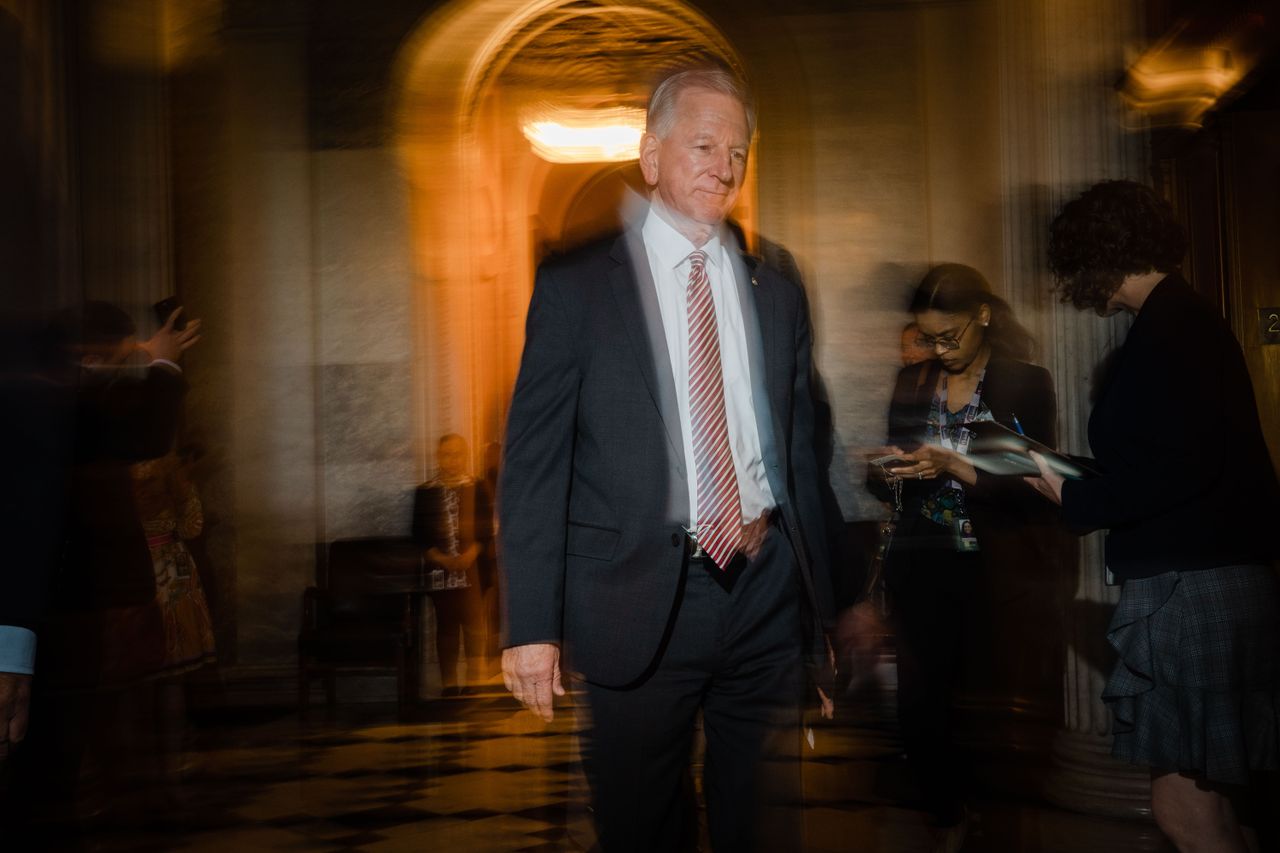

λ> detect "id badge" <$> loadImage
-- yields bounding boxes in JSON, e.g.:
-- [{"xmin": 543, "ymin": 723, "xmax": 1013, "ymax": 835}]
[{"xmin": 954, "ymin": 517, "xmax": 980, "ymax": 553}]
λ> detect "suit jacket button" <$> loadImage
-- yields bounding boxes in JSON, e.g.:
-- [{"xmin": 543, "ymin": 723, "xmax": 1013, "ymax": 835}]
[{"xmin": 671, "ymin": 533, "xmax": 680, "ymax": 547}]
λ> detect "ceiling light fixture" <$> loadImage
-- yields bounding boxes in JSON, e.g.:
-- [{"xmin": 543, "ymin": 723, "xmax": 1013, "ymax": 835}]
[{"xmin": 521, "ymin": 105, "xmax": 646, "ymax": 164}]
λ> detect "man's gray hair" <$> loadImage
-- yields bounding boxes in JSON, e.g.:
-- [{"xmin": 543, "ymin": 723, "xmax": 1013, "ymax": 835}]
[{"xmin": 646, "ymin": 68, "xmax": 756, "ymax": 140}]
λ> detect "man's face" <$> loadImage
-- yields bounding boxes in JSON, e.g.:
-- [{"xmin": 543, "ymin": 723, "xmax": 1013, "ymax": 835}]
[
  {"xmin": 900, "ymin": 326, "xmax": 934, "ymax": 367},
  {"xmin": 639, "ymin": 88, "xmax": 750, "ymax": 235}
]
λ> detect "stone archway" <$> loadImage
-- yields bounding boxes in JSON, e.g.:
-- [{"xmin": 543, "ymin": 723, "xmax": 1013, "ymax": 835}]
[{"xmin": 393, "ymin": 0, "xmax": 754, "ymax": 474}]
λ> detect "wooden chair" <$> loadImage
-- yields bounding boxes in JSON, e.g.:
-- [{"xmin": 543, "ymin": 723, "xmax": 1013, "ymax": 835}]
[{"xmin": 298, "ymin": 537, "xmax": 423, "ymax": 709}]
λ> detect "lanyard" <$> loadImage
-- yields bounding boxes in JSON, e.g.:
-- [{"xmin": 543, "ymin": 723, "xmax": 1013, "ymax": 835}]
[{"xmin": 935, "ymin": 370, "xmax": 986, "ymax": 458}]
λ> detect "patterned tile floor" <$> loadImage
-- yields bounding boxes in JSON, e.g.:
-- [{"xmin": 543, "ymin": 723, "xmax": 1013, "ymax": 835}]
[{"xmin": 14, "ymin": 679, "xmax": 1180, "ymax": 852}]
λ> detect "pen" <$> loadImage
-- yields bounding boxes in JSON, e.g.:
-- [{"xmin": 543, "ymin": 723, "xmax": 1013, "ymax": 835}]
[{"xmin": 1011, "ymin": 414, "xmax": 1026, "ymax": 436}]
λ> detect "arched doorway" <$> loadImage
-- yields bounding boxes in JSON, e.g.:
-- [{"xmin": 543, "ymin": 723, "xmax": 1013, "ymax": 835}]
[{"xmin": 394, "ymin": 0, "xmax": 755, "ymax": 475}]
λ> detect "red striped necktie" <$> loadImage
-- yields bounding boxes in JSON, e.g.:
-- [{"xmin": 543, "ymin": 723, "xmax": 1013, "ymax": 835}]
[{"xmin": 686, "ymin": 249, "xmax": 743, "ymax": 570}]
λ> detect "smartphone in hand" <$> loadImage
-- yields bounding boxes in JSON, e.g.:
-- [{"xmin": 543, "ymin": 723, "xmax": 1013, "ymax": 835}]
[
  {"xmin": 869, "ymin": 453, "xmax": 911, "ymax": 471},
  {"xmin": 153, "ymin": 296, "xmax": 187, "ymax": 332}
]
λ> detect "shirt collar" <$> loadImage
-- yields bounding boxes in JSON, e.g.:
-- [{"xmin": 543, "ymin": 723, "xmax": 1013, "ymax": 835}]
[{"xmin": 642, "ymin": 200, "xmax": 724, "ymax": 273}]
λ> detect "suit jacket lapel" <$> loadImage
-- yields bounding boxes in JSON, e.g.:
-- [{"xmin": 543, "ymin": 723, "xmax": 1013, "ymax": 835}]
[
  {"xmin": 731, "ymin": 252, "xmax": 789, "ymax": 504},
  {"xmin": 608, "ymin": 231, "xmax": 687, "ymax": 480}
]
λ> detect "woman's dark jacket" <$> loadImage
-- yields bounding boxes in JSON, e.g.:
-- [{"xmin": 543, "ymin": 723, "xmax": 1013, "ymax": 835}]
[
  {"xmin": 1061, "ymin": 273, "xmax": 1280, "ymax": 581},
  {"xmin": 868, "ymin": 355, "xmax": 1060, "ymax": 568}
]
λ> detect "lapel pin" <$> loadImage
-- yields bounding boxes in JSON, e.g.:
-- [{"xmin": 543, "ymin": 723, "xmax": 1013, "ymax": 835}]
[{"xmin": 751, "ymin": 275, "xmax": 759, "ymax": 287}]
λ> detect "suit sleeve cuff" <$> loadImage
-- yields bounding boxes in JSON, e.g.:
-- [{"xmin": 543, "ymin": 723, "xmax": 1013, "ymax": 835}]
[
  {"xmin": 0, "ymin": 626, "xmax": 37, "ymax": 675},
  {"xmin": 150, "ymin": 359, "xmax": 182, "ymax": 374},
  {"xmin": 1061, "ymin": 477, "xmax": 1102, "ymax": 531},
  {"xmin": 501, "ymin": 636, "xmax": 561, "ymax": 650}
]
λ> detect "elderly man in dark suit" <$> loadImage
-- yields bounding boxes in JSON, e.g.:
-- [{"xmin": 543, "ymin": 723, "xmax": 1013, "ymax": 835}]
[{"xmin": 497, "ymin": 68, "xmax": 834, "ymax": 851}]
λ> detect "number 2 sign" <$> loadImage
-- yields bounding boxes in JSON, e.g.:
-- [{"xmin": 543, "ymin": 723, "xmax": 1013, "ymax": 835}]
[{"xmin": 1262, "ymin": 308, "xmax": 1280, "ymax": 345}]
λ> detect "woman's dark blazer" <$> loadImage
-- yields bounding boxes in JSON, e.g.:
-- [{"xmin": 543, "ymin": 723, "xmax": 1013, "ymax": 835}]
[
  {"xmin": 1060, "ymin": 273, "xmax": 1280, "ymax": 580},
  {"xmin": 870, "ymin": 355, "xmax": 1057, "ymax": 512},
  {"xmin": 867, "ymin": 355, "xmax": 1062, "ymax": 592}
]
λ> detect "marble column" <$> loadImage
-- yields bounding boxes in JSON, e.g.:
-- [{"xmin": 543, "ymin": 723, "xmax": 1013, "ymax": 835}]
[
  {"xmin": 221, "ymin": 14, "xmax": 320, "ymax": 681},
  {"xmin": 997, "ymin": 0, "xmax": 1157, "ymax": 821},
  {"xmin": 75, "ymin": 0, "xmax": 175, "ymax": 320}
]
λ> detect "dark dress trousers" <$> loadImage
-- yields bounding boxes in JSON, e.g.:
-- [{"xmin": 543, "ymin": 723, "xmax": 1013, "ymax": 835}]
[{"xmin": 498, "ymin": 226, "xmax": 834, "ymax": 851}]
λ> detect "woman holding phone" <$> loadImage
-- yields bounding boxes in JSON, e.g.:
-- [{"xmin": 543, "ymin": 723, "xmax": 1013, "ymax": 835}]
[
  {"xmin": 866, "ymin": 263, "xmax": 1059, "ymax": 849},
  {"xmin": 1028, "ymin": 180, "xmax": 1280, "ymax": 852}
]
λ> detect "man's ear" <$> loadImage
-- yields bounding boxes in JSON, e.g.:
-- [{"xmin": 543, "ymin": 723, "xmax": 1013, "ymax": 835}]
[{"xmin": 639, "ymin": 132, "xmax": 660, "ymax": 187}]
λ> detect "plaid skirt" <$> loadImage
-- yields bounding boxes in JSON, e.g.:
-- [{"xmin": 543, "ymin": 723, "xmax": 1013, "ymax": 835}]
[{"xmin": 1103, "ymin": 564, "xmax": 1280, "ymax": 785}]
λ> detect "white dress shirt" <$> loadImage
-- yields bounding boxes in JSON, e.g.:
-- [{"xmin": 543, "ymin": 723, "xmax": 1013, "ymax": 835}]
[{"xmin": 641, "ymin": 203, "xmax": 776, "ymax": 527}]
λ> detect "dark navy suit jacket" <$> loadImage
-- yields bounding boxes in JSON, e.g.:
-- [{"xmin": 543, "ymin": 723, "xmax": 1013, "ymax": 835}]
[{"xmin": 498, "ymin": 225, "xmax": 833, "ymax": 688}]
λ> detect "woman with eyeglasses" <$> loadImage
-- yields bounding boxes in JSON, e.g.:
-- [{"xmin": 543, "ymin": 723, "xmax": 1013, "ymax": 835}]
[
  {"xmin": 1027, "ymin": 180, "xmax": 1280, "ymax": 853},
  {"xmin": 865, "ymin": 263, "xmax": 1059, "ymax": 850}
]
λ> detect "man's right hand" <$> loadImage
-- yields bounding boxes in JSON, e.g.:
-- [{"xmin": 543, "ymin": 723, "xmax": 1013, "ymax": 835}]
[
  {"xmin": 501, "ymin": 643, "xmax": 564, "ymax": 723},
  {"xmin": 140, "ymin": 308, "xmax": 202, "ymax": 364},
  {"xmin": 0, "ymin": 672, "xmax": 32, "ymax": 762}
]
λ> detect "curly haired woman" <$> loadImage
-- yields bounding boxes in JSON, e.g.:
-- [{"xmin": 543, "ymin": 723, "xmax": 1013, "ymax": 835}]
[{"xmin": 1028, "ymin": 180, "xmax": 1280, "ymax": 852}]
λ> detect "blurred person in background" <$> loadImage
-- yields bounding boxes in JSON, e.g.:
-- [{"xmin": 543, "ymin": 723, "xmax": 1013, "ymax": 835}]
[
  {"xmin": 413, "ymin": 434, "xmax": 493, "ymax": 696},
  {"xmin": 51, "ymin": 303, "xmax": 198, "ymax": 686},
  {"xmin": 498, "ymin": 67, "xmax": 834, "ymax": 851},
  {"xmin": 17, "ymin": 301, "xmax": 200, "ymax": 826},
  {"xmin": 866, "ymin": 263, "xmax": 1057, "ymax": 851},
  {"xmin": 1029, "ymin": 179, "xmax": 1280, "ymax": 853},
  {"xmin": 128, "ymin": 448, "xmax": 216, "ymax": 795},
  {"xmin": 900, "ymin": 321, "xmax": 935, "ymax": 367},
  {"xmin": 481, "ymin": 441, "xmax": 502, "ymax": 671}
]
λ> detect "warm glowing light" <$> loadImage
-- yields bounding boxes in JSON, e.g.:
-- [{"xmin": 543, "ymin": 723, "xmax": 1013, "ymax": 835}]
[
  {"xmin": 521, "ymin": 106, "xmax": 646, "ymax": 164},
  {"xmin": 1119, "ymin": 15, "xmax": 1268, "ymax": 129},
  {"xmin": 1121, "ymin": 48, "xmax": 1241, "ymax": 119}
]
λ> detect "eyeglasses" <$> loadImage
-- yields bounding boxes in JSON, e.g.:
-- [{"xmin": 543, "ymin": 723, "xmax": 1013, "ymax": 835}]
[{"xmin": 915, "ymin": 317, "xmax": 974, "ymax": 352}]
